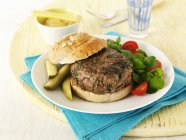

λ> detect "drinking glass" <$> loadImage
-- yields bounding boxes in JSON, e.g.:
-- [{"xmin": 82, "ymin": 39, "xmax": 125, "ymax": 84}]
[{"xmin": 127, "ymin": 0, "xmax": 153, "ymax": 38}]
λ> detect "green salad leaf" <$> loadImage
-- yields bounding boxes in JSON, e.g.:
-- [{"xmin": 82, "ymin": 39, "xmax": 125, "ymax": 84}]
[
  {"xmin": 149, "ymin": 76, "xmax": 165, "ymax": 90},
  {"xmin": 138, "ymin": 49, "xmax": 147, "ymax": 56},
  {"xmin": 120, "ymin": 50, "xmax": 133, "ymax": 58},
  {"xmin": 116, "ymin": 36, "xmax": 121, "ymax": 45},
  {"xmin": 153, "ymin": 68, "xmax": 163, "ymax": 76},
  {"xmin": 109, "ymin": 44, "xmax": 121, "ymax": 51},
  {"xmin": 141, "ymin": 72, "xmax": 153, "ymax": 82},
  {"xmin": 136, "ymin": 69, "xmax": 145, "ymax": 74},
  {"xmin": 133, "ymin": 72, "xmax": 140, "ymax": 83},
  {"xmin": 144, "ymin": 56, "xmax": 156, "ymax": 68},
  {"xmin": 134, "ymin": 53, "xmax": 145, "ymax": 62},
  {"xmin": 131, "ymin": 57, "xmax": 146, "ymax": 70}
]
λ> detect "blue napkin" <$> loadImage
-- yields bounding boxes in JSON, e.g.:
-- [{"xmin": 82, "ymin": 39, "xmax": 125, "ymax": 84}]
[{"xmin": 20, "ymin": 32, "xmax": 186, "ymax": 140}]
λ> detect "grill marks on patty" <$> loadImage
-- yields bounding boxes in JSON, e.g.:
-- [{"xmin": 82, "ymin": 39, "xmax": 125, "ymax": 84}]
[{"xmin": 70, "ymin": 48, "xmax": 133, "ymax": 94}]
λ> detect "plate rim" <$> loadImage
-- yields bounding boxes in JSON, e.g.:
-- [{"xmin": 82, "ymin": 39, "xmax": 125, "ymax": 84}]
[{"xmin": 31, "ymin": 35, "xmax": 175, "ymax": 114}]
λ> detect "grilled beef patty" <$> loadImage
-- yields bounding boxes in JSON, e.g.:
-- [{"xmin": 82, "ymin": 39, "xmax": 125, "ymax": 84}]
[{"xmin": 70, "ymin": 48, "xmax": 133, "ymax": 94}]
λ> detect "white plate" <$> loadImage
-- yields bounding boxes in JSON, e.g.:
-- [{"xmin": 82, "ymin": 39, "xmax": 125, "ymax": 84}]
[{"xmin": 31, "ymin": 35, "xmax": 174, "ymax": 114}]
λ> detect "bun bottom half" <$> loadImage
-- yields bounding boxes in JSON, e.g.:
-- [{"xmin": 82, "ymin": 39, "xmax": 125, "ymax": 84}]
[{"xmin": 71, "ymin": 84, "xmax": 132, "ymax": 103}]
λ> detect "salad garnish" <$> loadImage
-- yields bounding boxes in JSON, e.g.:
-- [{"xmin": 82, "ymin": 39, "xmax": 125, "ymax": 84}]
[{"xmin": 107, "ymin": 37, "xmax": 165, "ymax": 95}]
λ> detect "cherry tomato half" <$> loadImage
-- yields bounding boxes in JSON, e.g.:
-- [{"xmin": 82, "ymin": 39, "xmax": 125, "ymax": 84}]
[
  {"xmin": 147, "ymin": 60, "xmax": 162, "ymax": 71},
  {"xmin": 131, "ymin": 81, "xmax": 148, "ymax": 96},
  {"xmin": 122, "ymin": 41, "xmax": 138, "ymax": 52}
]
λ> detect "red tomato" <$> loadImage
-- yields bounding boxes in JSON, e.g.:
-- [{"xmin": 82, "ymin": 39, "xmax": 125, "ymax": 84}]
[
  {"xmin": 147, "ymin": 60, "xmax": 162, "ymax": 71},
  {"xmin": 122, "ymin": 41, "xmax": 138, "ymax": 52},
  {"xmin": 131, "ymin": 81, "xmax": 148, "ymax": 96}
]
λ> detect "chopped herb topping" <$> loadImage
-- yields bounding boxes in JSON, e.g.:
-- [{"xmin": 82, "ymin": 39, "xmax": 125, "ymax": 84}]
[
  {"xmin": 73, "ymin": 65, "xmax": 81, "ymax": 81},
  {"xmin": 107, "ymin": 83, "xmax": 113, "ymax": 91},
  {"xmin": 107, "ymin": 54, "xmax": 114, "ymax": 58},
  {"xmin": 74, "ymin": 74, "xmax": 78, "ymax": 81}
]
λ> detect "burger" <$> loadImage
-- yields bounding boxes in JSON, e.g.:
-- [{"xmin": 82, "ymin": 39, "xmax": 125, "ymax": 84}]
[{"xmin": 49, "ymin": 32, "xmax": 133, "ymax": 103}]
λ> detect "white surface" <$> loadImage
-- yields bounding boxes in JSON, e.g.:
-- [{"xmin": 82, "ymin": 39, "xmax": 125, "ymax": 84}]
[
  {"xmin": 0, "ymin": 0, "xmax": 185, "ymax": 139},
  {"xmin": 32, "ymin": 36, "xmax": 174, "ymax": 114}
]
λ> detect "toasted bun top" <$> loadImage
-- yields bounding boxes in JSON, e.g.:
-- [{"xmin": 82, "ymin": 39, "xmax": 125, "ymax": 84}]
[{"xmin": 49, "ymin": 32, "xmax": 108, "ymax": 64}]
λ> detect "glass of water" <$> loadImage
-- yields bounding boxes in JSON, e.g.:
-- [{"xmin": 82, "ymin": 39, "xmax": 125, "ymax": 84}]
[{"xmin": 127, "ymin": 0, "xmax": 153, "ymax": 38}]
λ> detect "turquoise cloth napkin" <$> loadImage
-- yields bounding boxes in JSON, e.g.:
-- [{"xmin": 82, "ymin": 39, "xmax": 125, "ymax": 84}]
[{"xmin": 20, "ymin": 32, "xmax": 186, "ymax": 140}]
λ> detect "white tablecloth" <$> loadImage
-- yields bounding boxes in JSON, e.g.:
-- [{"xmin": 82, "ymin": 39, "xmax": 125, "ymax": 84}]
[{"xmin": 0, "ymin": 0, "xmax": 185, "ymax": 139}]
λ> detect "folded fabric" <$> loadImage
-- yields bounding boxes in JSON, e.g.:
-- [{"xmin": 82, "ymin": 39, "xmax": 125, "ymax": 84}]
[{"xmin": 20, "ymin": 32, "xmax": 186, "ymax": 140}]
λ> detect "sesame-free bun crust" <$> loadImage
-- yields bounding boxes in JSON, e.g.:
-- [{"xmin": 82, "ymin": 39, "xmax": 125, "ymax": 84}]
[
  {"xmin": 49, "ymin": 32, "xmax": 108, "ymax": 64},
  {"xmin": 71, "ymin": 82, "xmax": 132, "ymax": 103}
]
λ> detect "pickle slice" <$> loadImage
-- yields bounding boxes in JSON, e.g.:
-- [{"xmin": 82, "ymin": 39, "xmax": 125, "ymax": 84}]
[
  {"xmin": 33, "ymin": 10, "xmax": 80, "ymax": 22},
  {"xmin": 44, "ymin": 64, "xmax": 70, "ymax": 90},
  {"xmin": 62, "ymin": 75, "xmax": 73, "ymax": 101},
  {"xmin": 45, "ymin": 59, "xmax": 57, "ymax": 78}
]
